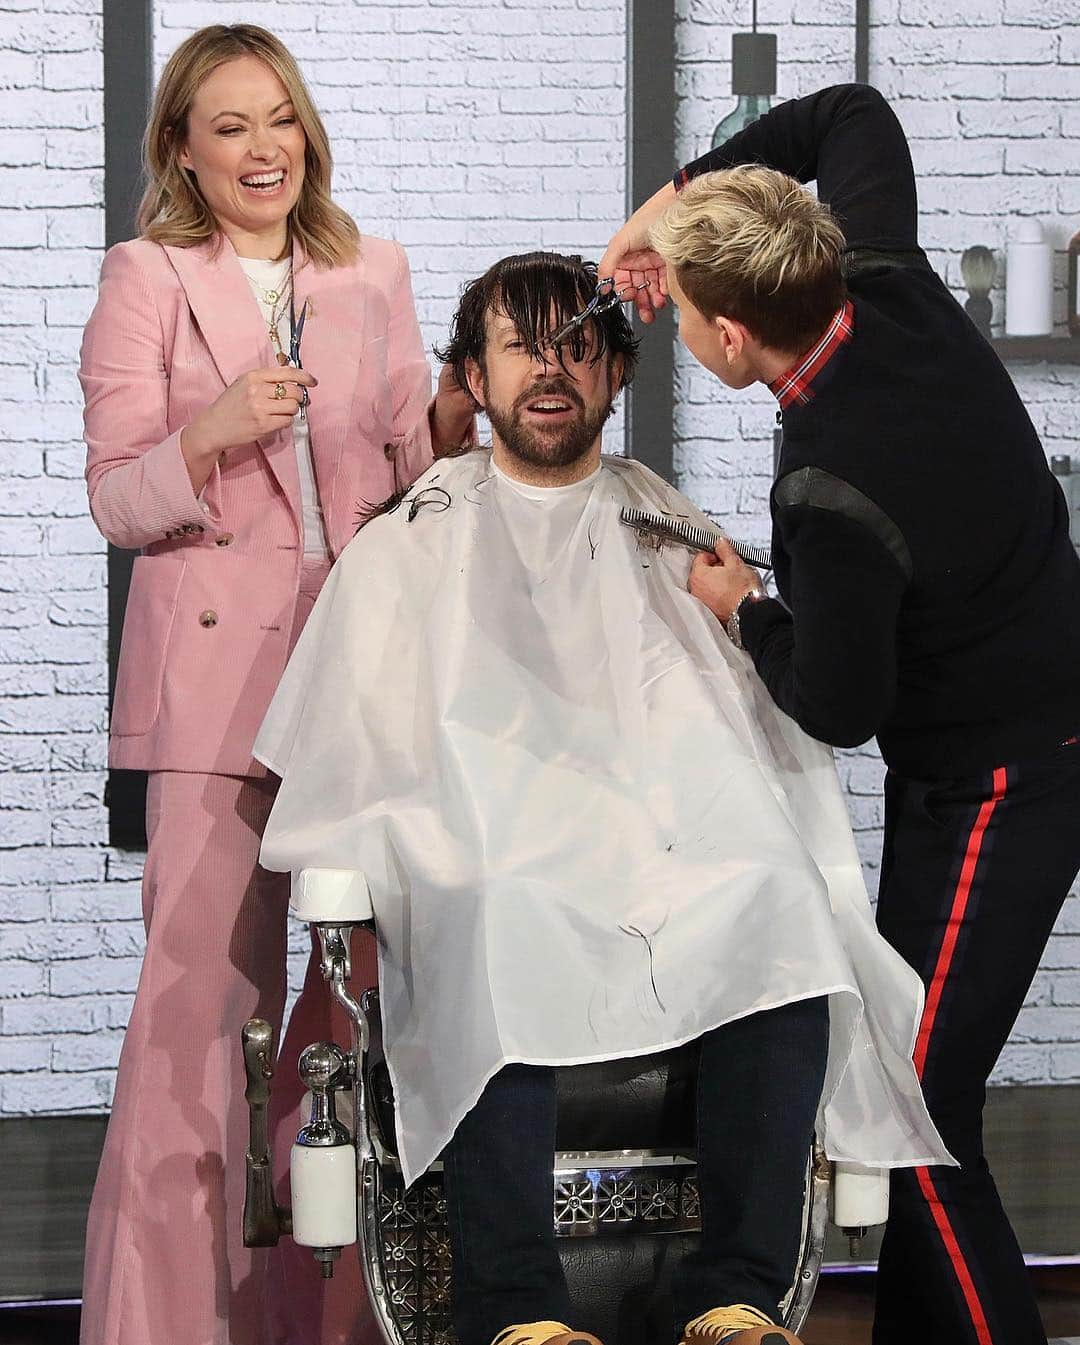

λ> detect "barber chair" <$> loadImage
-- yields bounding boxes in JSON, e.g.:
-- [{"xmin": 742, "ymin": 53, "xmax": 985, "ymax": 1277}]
[{"xmin": 242, "ymin": 870, "xmax": 889, "ymax": 1345}]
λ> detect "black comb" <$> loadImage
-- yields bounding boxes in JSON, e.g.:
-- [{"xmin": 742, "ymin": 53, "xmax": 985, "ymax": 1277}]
[{"xmin": 619, "ymin": 506, "xmax": 772, "ymax": 570}]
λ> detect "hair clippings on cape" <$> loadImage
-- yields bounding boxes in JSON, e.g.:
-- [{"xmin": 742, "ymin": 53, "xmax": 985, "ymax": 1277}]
[
  {"xmin": 463, "ymin": 471, "xmax": 495, "ymax": 505},
  {"xmin": 406, "ymin": 484, "xmax": 452, "ymax": 523},
  {"xmin": 353, "ymin": 476, "xmax": 452, "ymax": 532},
  {"xmin": 355, "ymin": 488, "xmax": 406, "ymax": 530},
  {"xmin": 544, "ymin": 277, "xmax": 651, "ymax": 349}
]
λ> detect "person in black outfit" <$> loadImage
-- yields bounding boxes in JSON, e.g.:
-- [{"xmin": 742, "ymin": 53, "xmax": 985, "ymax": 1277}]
[{"xmin": 600, "ymin": 84, "xmax": 1080, "ymax": 1345}]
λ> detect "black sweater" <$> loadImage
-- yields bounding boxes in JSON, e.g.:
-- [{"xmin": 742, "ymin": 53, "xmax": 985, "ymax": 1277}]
[{"xmin": 680, "ymin": 84, "xmax": 1080, "ymax": 780}]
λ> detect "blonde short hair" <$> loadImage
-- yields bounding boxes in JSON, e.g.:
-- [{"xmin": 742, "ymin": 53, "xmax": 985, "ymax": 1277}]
[
  {"xmin": 650, "ymin": 165, "xmax": 845, "ymax": 354},
  {"xmin": 138, "ymin": 24, "xmax": 358, "ymax": 269}
]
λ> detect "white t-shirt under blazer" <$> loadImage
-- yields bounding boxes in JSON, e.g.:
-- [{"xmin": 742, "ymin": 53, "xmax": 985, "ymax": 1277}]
[{"xmin": 238, "ymin": 254, "xmax": 329, "ymax": 558}]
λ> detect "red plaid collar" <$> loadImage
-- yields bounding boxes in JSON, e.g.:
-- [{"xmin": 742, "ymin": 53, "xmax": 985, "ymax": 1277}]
[{"xmin": 767, "ymin": 300, "xmax": 855, "ymax": 410}]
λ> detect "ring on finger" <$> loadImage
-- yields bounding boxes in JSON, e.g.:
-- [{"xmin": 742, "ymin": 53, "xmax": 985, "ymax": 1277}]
[{"xmin": 273, "ymin": 382, "xmax": 287, "ymax": 399}]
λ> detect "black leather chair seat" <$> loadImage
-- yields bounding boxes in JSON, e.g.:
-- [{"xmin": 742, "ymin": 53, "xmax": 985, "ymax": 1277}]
[{"xmin": 555, "ymin": 1041, "xmax": 700, "ymax": 1152}]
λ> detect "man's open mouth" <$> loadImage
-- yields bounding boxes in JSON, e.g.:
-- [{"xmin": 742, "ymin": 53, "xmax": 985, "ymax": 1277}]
[
  {"xmin": 523, "ymin": 397, "xmax": 577, "ymax": 417},
  {"xmin": 240, "ymin": 169, "xmax": 286, "ymax": 194}
]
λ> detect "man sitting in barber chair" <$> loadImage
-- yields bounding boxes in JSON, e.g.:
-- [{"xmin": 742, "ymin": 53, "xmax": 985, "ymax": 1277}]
[{"xmin": 254, "ymin": 252, "xmax": 950, "ymax": 1345}]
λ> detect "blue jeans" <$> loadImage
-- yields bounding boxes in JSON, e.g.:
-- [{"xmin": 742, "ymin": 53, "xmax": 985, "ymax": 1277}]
[{"xmin": 442, "ymin": 998, "xmax": 829, "ymax": 1345}]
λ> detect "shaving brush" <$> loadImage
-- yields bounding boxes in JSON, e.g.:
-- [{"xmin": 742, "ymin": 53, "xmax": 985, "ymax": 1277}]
[{"xmin": 960, "ymin": 245, "xmax": 997, "ymax": 338}]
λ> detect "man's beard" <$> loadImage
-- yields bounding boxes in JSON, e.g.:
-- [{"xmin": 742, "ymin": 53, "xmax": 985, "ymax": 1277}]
[{"xmin": 484, "ymin": 374, "xmax": 613, "ymax": 473}]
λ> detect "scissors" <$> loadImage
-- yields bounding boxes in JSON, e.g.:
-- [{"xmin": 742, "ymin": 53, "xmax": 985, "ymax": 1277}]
[
  {"xmin": 289, "ymin": 295, "xmax": 310, "ymax": 419},
  {"xmin": 544, "ymin": 276, "xmax": 651, "ymax": 349}
]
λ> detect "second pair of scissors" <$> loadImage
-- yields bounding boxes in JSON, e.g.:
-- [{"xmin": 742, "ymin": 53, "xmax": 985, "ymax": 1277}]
[
  {"xmin": 290, "ymin": 295, "xmax": 310, "ymax": 418},
  {"xmin": 275, "ymin": 294, "xmax": 311, "ymax": 418}
]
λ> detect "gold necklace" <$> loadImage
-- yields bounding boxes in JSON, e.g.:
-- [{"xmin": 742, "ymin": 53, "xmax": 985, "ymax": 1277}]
[
  {"xmin": 250, "ymin": 274, "xmax": 290, "ymax": 307},
  {"xmin": 242, "ymin": 257, "xmax": 294, "ymax": 362},
  {"xmin": 246, "ymin": 269, "xmax": 292, "ymax": 360},
  {"xmin": 266, "ymin": 286, "xmax": 293, "ymax": 360}
]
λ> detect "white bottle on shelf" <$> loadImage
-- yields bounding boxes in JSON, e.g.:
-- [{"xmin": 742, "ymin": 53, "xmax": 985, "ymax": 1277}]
[
  {"xmin": 1051, "ymin": 456, "xmax": 1080, "ymax": 553},
  {"xmin": 1005, "ymin": 218, "xmax": 1053, "ymax": 337}
]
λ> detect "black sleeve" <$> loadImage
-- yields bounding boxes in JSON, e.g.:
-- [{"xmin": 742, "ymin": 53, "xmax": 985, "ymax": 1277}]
[
  {"xmin": 738, "ymin": 504, "xmax": 910, "ymax": 750},
  {"xmin": 677, "ymin": 84, "xmax": 919, "ymax": 254}
]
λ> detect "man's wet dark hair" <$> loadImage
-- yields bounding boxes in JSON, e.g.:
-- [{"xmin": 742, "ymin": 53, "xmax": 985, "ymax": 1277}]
[{"xmin": 435, "ymin": 251, "xmax": 640, "ymax": 406}]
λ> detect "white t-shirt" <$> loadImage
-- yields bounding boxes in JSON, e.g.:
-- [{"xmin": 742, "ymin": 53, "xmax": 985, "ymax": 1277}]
[{"xmin": 238, "ymin": 255, "xmax": 329, "ymax": 558}]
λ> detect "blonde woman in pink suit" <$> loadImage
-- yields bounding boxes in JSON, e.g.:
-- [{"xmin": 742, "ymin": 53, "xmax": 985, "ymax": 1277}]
[{"xmin": 78, "ymin": 25, "xmax": 472, "ymax": 1345}]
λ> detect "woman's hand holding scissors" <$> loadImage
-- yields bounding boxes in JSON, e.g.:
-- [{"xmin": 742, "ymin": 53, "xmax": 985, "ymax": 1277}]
[
  {"xmin": 598, "ymin": 180, "xmax": 678, "ymax": 324},
  {"xmin": 181, "ymin": 365, "xmax": 318, "ymax": 473}
]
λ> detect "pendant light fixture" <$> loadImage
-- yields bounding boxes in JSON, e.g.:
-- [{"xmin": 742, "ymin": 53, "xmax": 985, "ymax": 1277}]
[{"xmin": 710, "ymin": 0, "xmax": 777, "ymax": 150}]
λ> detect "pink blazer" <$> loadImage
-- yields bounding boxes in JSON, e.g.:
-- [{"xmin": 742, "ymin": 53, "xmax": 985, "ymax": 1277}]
[{"xmin": 81, "ymin": 232, "xmax": 435, "ymax": 775}]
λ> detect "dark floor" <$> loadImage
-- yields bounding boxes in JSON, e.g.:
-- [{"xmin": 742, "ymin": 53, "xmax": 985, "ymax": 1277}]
[
  {"xmin": 0, "ymin": 1305, "xmax": 79, "ymax": 1345},
  {"xmin": 803, "ymin": 1266, "xmax": 1080, "ymax": 1344}
]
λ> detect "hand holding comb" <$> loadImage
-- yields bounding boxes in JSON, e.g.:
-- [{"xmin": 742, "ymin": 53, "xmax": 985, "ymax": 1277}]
[{"xmin": 619, "ymin": 506, "xmax": 771, "ymax": 570}]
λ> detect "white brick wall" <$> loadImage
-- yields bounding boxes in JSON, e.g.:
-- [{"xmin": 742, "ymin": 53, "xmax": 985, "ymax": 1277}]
[
  {"xmin": 1, "ymin": 0, "xmax": 1079, "ymax": 1112},
  {"xmin": 675, "ymin": 0, "xmax": 1080, "ymax": 1085},
  {"xmin": 0, "ymin": 0, "xmax": 114, "ymax": 1114}
]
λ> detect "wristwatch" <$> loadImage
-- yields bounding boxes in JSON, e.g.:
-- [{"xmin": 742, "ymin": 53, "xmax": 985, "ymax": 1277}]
[{"xmin": 725, "ymin": 585, "xmax": 768, "ymax": 651}]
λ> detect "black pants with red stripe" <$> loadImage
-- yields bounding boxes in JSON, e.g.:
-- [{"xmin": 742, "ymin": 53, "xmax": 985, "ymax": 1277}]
[{"xmin": 872, "ymin": 737, "xmax": 1080, "ymax": 1345}]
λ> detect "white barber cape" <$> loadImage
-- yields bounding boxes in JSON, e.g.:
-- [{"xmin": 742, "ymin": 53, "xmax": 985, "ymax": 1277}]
[{"xmin": 255, "ymin": 450, "xmax": 952, "ymax": 1187}]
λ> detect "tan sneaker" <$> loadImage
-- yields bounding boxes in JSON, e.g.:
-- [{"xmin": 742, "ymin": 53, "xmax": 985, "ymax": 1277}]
[
  {"xmin": 491, "ymin": 1322, "xmax": 605, "ymax": 1345},
  {"xmin": 679, "ymin": 1305, "xmax": 804, "ymax": 1345}
]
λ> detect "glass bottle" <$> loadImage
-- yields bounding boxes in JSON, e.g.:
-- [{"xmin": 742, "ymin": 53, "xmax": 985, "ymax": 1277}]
[
  {"xmin": 713, "ymin": 94, "xmax": 773, "ymax": 149},
  {"xmin": 710, "ymin": 32, "xmax": 777, "ymax": 152}
]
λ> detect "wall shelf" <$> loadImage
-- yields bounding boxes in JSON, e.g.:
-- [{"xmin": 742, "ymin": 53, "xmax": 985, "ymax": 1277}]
[{"xmin": 991, "ymin": 336, "xmax": 1080, "ymax": 364}]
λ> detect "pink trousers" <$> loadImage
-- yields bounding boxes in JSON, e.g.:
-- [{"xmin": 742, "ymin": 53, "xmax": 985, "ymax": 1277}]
[{"xmin": 81, "ymin": 562, "xmax": 380, "ymax": 1345}]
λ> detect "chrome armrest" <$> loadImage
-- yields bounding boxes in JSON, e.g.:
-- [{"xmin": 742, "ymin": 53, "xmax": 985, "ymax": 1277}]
[
  {"xmin": 241, "ymin": 1019, "xmax": 292, "ymax": 1246},
  {"xmin": 242, "ymin": 879, "xmax": 379, "ymax": 1270},
  {"xmin": 288, "ymin": 870, "xmax": 377, "ymax": 1164}
]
